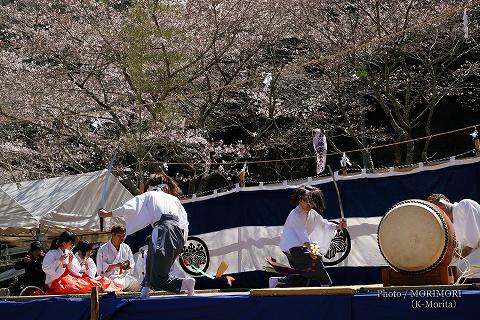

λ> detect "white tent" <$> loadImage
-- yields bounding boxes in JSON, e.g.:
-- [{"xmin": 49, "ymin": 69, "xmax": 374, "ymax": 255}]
[
  {"xmin": 0, "ymin": 170, "xmax": 133, "ymax": 245},
  {"xmin": 0, "ymin": 188, "xmax": 34, "ymax": 232}
]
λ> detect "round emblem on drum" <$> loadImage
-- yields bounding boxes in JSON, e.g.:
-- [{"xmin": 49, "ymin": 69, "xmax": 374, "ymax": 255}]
[
  {"xmin": 179, "ymin": 236, "xmax": 210, "ymax": 276},
  {"xmin": 323, "ymin": 220, "xmax": 352, "ymax": 266}
]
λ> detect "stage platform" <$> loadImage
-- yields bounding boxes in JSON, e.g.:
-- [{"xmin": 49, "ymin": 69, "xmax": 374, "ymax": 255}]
[{"xmin": 1, "ymin": 284, "xmax": 479, "ymax": 320}]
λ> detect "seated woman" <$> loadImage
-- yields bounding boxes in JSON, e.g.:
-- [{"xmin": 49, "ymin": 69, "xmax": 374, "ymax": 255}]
[
  {"xmin": 73, "ymin": 240, "xmax": 120, "ymax": 292},
  {"xmin": 73, "ymin": 240, "xmax": 97, "ymax": 279},
  {"xmin": 42, "ymin": 231, "xmax": 121, "ymax": 294}
]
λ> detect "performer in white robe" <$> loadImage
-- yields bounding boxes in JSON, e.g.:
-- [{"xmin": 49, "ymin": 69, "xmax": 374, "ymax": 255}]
[
  {"xmin": 427, "ymin": 194, "xmax": 480, "ymax": 257},
  {"xmin": 42, "ymin": 233, "xmax": 82, "ymax": 291},
  {"xmin": 96, "ymin": 225, "xmax": 141, "ymax": 291},
  {"xmin": 278, "ymin": 186, "xmax": 346, "ymax": 287},
  {"xmin": 98, "ymin": 173, "xmax": 194, "ymax": 297},
  {"xmin": 133, "ymin": 244, "xmax": 186, "ymax": 284}
]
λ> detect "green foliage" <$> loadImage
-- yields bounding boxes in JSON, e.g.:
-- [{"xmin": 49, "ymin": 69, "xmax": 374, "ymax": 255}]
[
  {"xmin": 354, "ymin": 66, "xmax": 368, "ymax": 78},
  {"xmin": 124, "ymin": 1, "xmax": 185, "ymax": 96}
]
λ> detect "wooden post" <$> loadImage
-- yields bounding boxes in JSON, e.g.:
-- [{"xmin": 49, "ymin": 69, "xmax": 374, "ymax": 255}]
[
  {"xmin": 138, "ymin": 161, "xmax": 145, "ymax": 193},
  {"xmin": 90, "ymin": 286, "xmax": 100, "ymax": 320},
  {"xmin": 239, "ymin": 170, "xmax": 246, "ymax": 188},
  {"xmin": 475, "ymin": 138, "xmax": 479, "ymax": 157}
]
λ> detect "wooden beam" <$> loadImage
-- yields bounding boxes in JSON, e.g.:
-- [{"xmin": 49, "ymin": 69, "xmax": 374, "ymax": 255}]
[{"xmin": 90, "ymin": 286, "xmax": 100, "ymax": 320}]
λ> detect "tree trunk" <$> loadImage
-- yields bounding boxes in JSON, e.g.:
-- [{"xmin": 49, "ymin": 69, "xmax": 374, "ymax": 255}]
[
  {"xmin": 405, "ymin": 140, "xmax": 415, "ymax": 165},
  {"xmin": 196, "ymin": 164, "xmax": 211, "ymax": 194}
]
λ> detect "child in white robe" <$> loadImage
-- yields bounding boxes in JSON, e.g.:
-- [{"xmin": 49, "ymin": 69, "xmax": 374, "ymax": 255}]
[{"xmin": 278, "ymin": 186, "xmax": 346, "ymax": 287}]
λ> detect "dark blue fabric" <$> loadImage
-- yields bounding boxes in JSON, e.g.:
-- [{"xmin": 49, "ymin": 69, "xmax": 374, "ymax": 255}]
[
  {"xmin": 126, "ymin": 161, "xmax": 480, "ymax": 253},
  {"xmin": 0, "ymin": 297, "xmax": 90, "ymax": 320},
  {"xmin": 182, "ymin": 160, "xmax": 480, "ymax": 232},
  {"xmin": 2, "ymin": 291, "xmax": 479, "ymax": 320},
  {"xmin": 104, "ymin": 294, "xmax": 351, "ymax": 320},
  {"xmin": 352, "ymin": 291, "xmax": 478, "ymax": 320},
  {"xmin": 339, "ymin": 162, "xmax": 480, "ymax": 219}
]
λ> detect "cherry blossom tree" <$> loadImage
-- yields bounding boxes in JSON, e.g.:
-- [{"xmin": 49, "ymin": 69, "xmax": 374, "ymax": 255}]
[{"xmin": 1, "ymin": 0, "xmax": 479, "ymax": 192}]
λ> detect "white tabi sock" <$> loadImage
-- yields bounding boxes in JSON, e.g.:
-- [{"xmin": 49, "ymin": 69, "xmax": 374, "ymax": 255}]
[
  {"xmin": 140, "ymin": 286, "xmax": 150, "ymax": 298},
  {"xmin": 181, "ymin": 278, "xmax": 196, "ymax": 296},
  {"xmin": 269, "ymin": 277, "xmax": 283, "ymax": 288}
]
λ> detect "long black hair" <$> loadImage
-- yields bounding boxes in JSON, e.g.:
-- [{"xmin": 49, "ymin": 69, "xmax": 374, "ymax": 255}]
[
  {"xmin": 73, "ymin": 240, "xmax": 92, "ymax": 257},
  {"xmin": 49, "ymin": 231, "xmax": 76, "ymax": 250},
  {"xmin": 145, "ymin": 173, "xmax": 182, "ymax": 196},
  {"xmin": 290, "ymin": 186, "xmax": 326, "ymax": 212}
]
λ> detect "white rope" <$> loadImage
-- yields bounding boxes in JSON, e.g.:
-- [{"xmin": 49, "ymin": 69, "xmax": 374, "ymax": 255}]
[{"xmin": 453, "ymin": 245, "xmax": 471, "ymax": 285}]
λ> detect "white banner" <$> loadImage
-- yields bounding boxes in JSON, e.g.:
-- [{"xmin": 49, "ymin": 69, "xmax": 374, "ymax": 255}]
[{"xmin": 312, "ymin": 129, "xmax": 327, "ymax": 174}]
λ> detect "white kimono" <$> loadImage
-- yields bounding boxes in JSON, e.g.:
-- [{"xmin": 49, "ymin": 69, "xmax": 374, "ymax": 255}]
[
  {"xmin": 74, "ymin": 252, "xmax": 97, "ymax": 279},
  {"xmin": 112, "ymin": 191, "xmax": 190, "ymax": 292},
  {"xmin": 111, "ymin": 191, "xmax": 189, "ymax": 240},
  {"xmin": 96, "ymin": 240, "xmax": 140, "ymax": 291},
  {"xmin": 453, "ymin": 199, "xmax": 480, "ymax": 250},
  {"xmin": 132, "ymin": 247, "xmax": 149, "ymax": 282},
  {"xmin": 279, "ymin": 205, "xmax": 337, "ymax": 254},
  {"xmin": 42, "ymin": 249, "xmax": 82, "ymax": 287}
]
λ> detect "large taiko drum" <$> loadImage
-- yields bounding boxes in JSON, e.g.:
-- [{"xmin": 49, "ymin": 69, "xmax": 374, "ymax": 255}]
[{"xmin": 377, "ymin": 199, "xmax": 455, "ymax": 274}]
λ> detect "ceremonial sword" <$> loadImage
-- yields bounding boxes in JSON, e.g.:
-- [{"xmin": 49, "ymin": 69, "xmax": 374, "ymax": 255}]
[{"xmin": 328, "ymin": 165, "xmax": 345, "ymax": 220}]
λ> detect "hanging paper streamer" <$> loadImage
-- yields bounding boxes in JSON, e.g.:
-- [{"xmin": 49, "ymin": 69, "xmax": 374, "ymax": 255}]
[
  {"xmin": 263, "ymin": 73, "xmax": 272, "ymax": 92},
  {"xmin": 312, "ymin": 129, "xmax": 327, "ymax": 174},
  {"xmin": 340, "ymin": 152, "xmax": 352, "ymax": 167},
  {"xmin": 91, "ymin": 118, "xmax": 102, "ymax": 132},
  {"xmin": 463, "ymin": 8, "xmax": 469, "ymax": 40},
  {"xmin": 470, "ymin": 127, "xmax": 478, "ymax": 140},
  {"xmin": 242, "ymin": 162, "xmax": 249, "ymax": 175}
]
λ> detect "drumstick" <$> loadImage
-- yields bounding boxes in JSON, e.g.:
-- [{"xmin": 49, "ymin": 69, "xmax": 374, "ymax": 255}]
[
  {"xmin": 215, "ymin": 261, "xmax": 229, "ymax": 278},
  {"xmin": 181, "ymin": 256, "xmax": 229, "ymax": 279},
  {"xmin": 328, "ymin": 165, "xmax": 345, "ymax": 221}
]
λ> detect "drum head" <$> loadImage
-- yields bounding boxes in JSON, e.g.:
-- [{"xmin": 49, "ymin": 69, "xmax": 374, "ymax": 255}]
[{"xmin": 378, "ymin": 200, "xmax": 447, "ymax": 273}]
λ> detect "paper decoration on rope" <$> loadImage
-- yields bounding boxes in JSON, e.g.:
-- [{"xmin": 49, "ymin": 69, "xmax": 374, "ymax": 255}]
[
  {"xmin": 470, "ymin": 127, "xmax": 478, "ymax": 139},
  {"xmin": 312, "ymin": 129, "xmax": 327, "ymax": 174},
  {"xmin": 463, "ymin": 8, "xmax": 469, "ymax": 40},
  {"xmin": 242, "ymin": 162, "xmax": 249, "ymax": 175},
  {"xmin": 340, "ymin": 152, "xmax": 352, "ymax": 167},
  {"xmin": 91, "ymin": 118, "xmax": 102, "ymax": 131},
  {"xmin": 263, "ymin": 73, "xmax": 272, "ymax": 92}
]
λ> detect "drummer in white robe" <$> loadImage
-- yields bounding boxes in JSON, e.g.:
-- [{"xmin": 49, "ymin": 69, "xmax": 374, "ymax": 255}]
[
  {"xmin": 98, "ymin": 173, "xmax": 194, "ymax": 298},
  {"xmin": 279, "ymin": 186, "xmax": 346, "ymax": 287},
  {"xmin": 427, "ymin": 194, "xmax": 480, "ymax": 257},
  {"xmin": 96, "ymin": 225, "xmax": 141, "ymax": 291}
]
